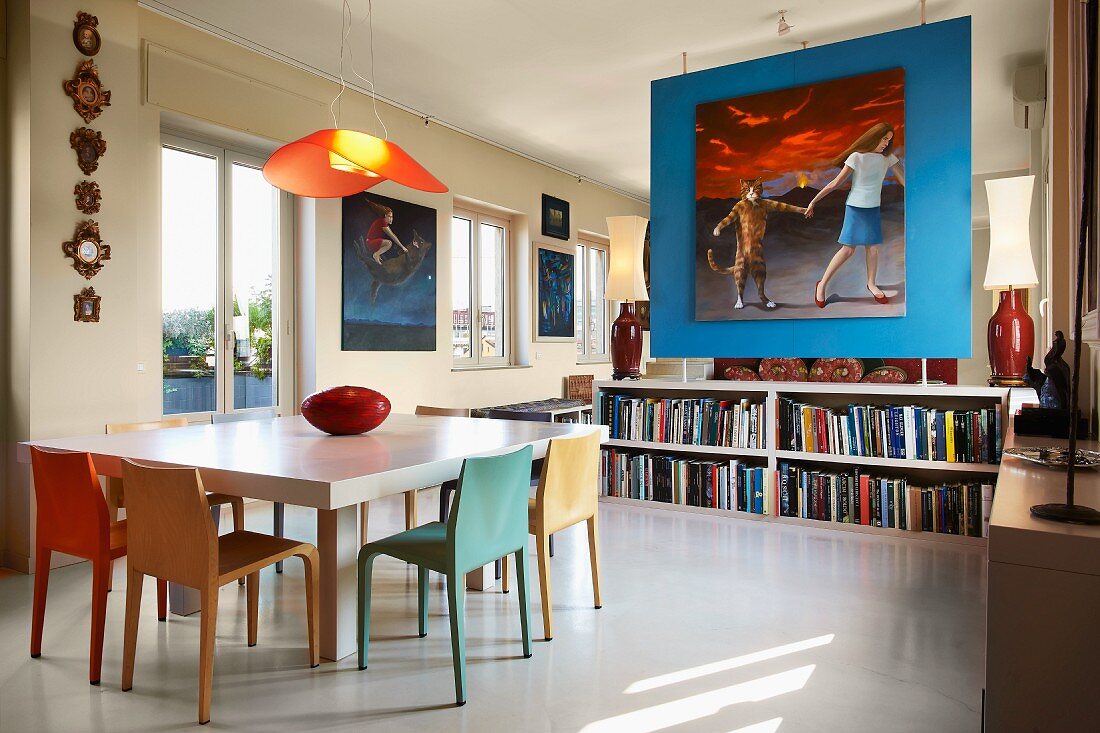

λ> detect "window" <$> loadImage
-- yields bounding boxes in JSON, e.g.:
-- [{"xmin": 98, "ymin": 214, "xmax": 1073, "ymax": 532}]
[
  {"xmin": 161, "ymin": 135, "xmax": 287, "ymax": 417},
  {"xmin": 576, "ymin": 238, "xmax": 610, "ymax": 361},
  {"xmin": 452, "ymin": 208, "xmax": 510, "ymax": 366}
]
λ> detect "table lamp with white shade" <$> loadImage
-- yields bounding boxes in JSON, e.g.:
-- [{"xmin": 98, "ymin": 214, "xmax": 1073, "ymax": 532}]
[
  {"xmin": 606, "ymin": 215, "xmax": 649, "ymax": 380},
  {"xmin": 984, "ymin": 175, "xmax": 1039, "ymax": 387}
]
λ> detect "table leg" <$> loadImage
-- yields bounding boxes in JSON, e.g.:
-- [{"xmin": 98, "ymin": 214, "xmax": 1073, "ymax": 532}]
[
  {"xmin": 317, "ymin": 505, "xmax": 359, "ymax": 661},
  {"xmin": 169, "ymin": 505, "xmax": 222, "ymax": 616}
]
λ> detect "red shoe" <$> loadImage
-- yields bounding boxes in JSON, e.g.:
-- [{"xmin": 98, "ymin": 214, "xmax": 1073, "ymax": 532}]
[
  {"xmin": 814, "ymin": 281, "xmax": 826, "ymax": 308},
  {"xmin": 868, "ymin": 285, "xmax": 888, "ymax": 304}
]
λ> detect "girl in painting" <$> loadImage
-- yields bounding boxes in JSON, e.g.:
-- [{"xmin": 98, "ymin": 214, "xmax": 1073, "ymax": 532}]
[
  {"xmin": 354, "ymin": 200, "xmax": 409, "ymax": 265},
  {"xmin": 805, "ymin": 122, "xmax": 905, "ymax": 307}
]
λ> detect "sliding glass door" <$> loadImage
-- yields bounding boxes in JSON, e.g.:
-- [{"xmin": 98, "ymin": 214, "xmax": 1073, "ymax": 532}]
[{"xmin": 161, "ymin": 136, "xmax": 286, "ymax": 417}]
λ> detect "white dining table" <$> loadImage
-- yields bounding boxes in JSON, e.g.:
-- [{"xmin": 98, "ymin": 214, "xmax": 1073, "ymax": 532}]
[{"xmin": 19, "ymin": 414, "xmax": 606, "ymax": 661}]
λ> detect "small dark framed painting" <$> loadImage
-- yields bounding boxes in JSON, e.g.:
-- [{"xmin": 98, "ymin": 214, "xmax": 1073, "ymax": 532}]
[{"xmin": 541, "ymin": 194, "xmax": 570, "ymax": 240}]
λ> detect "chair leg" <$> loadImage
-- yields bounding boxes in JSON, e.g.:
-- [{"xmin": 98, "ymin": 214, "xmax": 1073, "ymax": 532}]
[
  {"xmin": 232, "ymin": 497, "xmax": 246, "ymax": 584},
  {"xmin": 514, "ymin": 548, "xmax": 533, "ymax": 659},
  {"xmin": 549, "ymin": 533, "xmax": 554, "ymax": 558},
  {"xmin": 157, "ymin": 578, "xmax": 167, "ymax": 622},
  {"xmin": 501, "ymin": 553, "xmax": 510, "ymax": 594},
  {"xmin": 417, "ymin": 566, "xmax": 429, "ymax": 637},
  {"xmin": 439, "ymin": 480, "xmax": 457, "ymax": 522},
  {"xmin": 587, "ymin": 515, "xmax": 602, "ymax": 609},
  {"xmin": 359, "ymin": 502, "xmax": 369, "ymax": 546},
  {"xmin": 495, "ymin": 558, "xmax": 502, "ymax": 580},
  {"xmin": 198, "ymin": 584, "xmax": 219, "ymax": 725},
  {"xmin": 357, "ymin": 551, "xmax": 381, "ymax": 670},
  {"xmin": 30, "ymin": 547, "xmax": 51, "ymax": 658},
  {"xmin": 536, "ymin": 531, "xmax": 553, "ymax": 641},
  {"xmin": 121, "ymin": 568, "xmax": 143, "ymax": 692},
  {"xmin": 106, "ymin": 478, "xmax": 121, "ymax": 592},
  {"xmin": 89, "ymin": 556, "xmax": 109, "ymax": 685},
  {"xmin": 446, "ymin": 571, "xmax": 467, "ymax": 706},
  {"xmin": 274, "ymin": 502, "xmax": 285, "ymax": 574},
  {"xmin": 300, "ymin": 548, "xmax": 320, "ymax": 668},
  {"xmin": 404, "ymin": 490, "xmax": 418, "ymax": 530},
  {"xmin": 246, "ymin": 572, "xmax": 259, "ymax": 647}
]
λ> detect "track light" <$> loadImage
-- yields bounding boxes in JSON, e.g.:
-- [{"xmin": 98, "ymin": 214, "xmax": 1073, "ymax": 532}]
[{"xmin": 777, "ymin": 10, "xmax": 793, "ymax": 37}]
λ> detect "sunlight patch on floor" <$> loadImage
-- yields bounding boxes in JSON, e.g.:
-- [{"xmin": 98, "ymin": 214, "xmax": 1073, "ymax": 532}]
[
  {"xmin": 580, "ymin": 665, "xmax": 815, "ymax": 733},
  {"xmin": 625, "ymin": 634, "xmax": 834, "ymax": 694}
]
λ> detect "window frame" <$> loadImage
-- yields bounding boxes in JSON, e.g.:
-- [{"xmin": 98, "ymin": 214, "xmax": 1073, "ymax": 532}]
[
  {"xmin": 160, "ymin": 133, "xmax": 293, "ymax": 420},
  {"xmin": 452, "ymin": 206, "xmax": 512, "ymax": 367},
  {"xmin": 576, "ymin": 235, "xmax": 612, "ymax": 364}
]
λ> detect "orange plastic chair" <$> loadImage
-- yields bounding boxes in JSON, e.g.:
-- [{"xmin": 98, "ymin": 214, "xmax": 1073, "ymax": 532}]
[{"xmin": 29, "ymin": 447, "xmax": 167, "ymax": 685}]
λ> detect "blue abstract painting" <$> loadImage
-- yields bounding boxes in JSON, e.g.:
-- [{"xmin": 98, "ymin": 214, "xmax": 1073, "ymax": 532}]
[
  {"xmin": 342, "ymin": 192, "xmax": 437, "ymax": 351},
  {"xmin": 536, "ymin": 245, "xmax": 575, "ymax": 339}
]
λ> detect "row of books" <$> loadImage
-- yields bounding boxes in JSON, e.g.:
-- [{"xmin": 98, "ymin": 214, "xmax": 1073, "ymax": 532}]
[
  {"xmin": 777, "ymin": 398, "xmax": 1002, "ymax": 465},
  {"xmin": 599, "ymin": 449, "xmax": 771, "ymax": 514},
  {"xmin": 598, "ymin": 394, "xmax": 766, "ymax": 449},
  {"xmin": 598, "ymin": 447, "xmax": 993, "ymax": 537},
  {"xmin": 776, "ymin": 462, "xmax": 993, "ymax": 536}
]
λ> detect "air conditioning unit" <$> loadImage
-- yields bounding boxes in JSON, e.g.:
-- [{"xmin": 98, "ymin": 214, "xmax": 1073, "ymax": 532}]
[{"xmin": 1013, "ymin": 64, "xmax": 1046, "ymax": 130}]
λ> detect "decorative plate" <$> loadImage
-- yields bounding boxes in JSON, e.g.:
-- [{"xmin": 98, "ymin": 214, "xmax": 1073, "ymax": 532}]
[
  {"xmin": 1003, "ymin": 447, "xmax": 1100, "ymax": 469},
  {"xmin": 862, "ymin": 365, "xmax": 909, "ymax": 384},
  {"xmin": 810, "ymin": 357, "xmax": 864, "ymax": 383},
  {"xmin": 758, "ymin": 357, "xmax": 808, "ymax": 382},
  {"xmin": 723, "ymin": 366, "xmax": 761, "ymax": 381}
]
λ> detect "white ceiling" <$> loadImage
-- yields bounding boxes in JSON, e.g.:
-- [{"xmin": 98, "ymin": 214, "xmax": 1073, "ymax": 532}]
[{"xmin": 143, "ymin": 0, "xmax": 1048, "ymax": 201}]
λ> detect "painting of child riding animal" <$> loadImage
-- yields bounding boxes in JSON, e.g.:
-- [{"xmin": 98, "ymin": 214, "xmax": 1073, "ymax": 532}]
[
  {"xmin": 342, "ymin": 192, "xmax": 437, "ymax": 350},
  {"xmin": 695, "ymin": 68, "xmax": 905, "ymax": 321}
]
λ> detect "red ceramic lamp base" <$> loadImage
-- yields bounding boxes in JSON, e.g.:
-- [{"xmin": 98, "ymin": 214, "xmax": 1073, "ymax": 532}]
[
  {"xmin": 611, "ymin": 302, "xmax": 642, "ymax": 380},
  {"xmin": 987, "ymin": 288, "xmax": 1034, "ymax": 387}
]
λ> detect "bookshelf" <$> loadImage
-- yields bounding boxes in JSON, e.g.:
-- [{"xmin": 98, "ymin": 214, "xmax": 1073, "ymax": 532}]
[{"xmin": 595, "ymin": 379, "xmax": 1008, "ymax": 545}]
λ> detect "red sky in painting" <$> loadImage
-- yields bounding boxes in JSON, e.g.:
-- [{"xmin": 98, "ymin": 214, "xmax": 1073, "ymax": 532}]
[{"xmin": 695, "ymin": 68, "xmax": 905, "ymax": 200}]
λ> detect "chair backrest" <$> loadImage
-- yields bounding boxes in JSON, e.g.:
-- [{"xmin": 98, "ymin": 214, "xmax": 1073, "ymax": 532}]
[
  {"xmin": 565, "ymin": 374, "xmax": 594, "ymax": 402},
  {"xmin": 211, "ymin": 408, "xmax": 277, "ymax": 424},
  {"xmin": 120, "ymin": 460, "xmax": 218, "ymax": 588},
  {"xmin": 414, "ymin": 405, "xmax": 471, "ymax": 418},
  {"xmin": 447, "ymin": 445, "xmax": 533, "ymax": 574},
  {"xmin": 536, "ymin": 431, "xmax": 602, "ymax": 532},
  {"xmin": 486, "ymin": 408, "xmax": 552, "ymax": 422},
  {"xmin": 106, "ymin": 417, "xmax": 190, "ymax": 434},
  {"xmin": 30, "ymin": 448, "xmax": 109, "ymax": 557}
]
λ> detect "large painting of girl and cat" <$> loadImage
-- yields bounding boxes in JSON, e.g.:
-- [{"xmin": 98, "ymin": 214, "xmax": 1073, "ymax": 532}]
[
  {"xmin": 342, "ymin": 192, "xmax": 437, "ymax": 350},
  {"xmin": 695, "ymin": 68, "xmax": 905, "ymax": 321}
]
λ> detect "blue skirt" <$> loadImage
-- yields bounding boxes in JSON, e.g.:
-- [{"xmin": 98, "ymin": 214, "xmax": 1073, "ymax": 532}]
[{"xmin": 838, "ymin": 204, "xmax": 882, "ymax": 246}]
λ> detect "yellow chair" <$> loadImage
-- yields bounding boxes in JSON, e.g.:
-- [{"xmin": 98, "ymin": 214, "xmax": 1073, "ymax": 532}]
[
  {"xmin": 358, "ymin": 405, "xmax": 471, "ymax": 544},
  {"xmin": 105, "ymin": 418, "xmax": 246, "ymax": 588},
  {"xmin": 502, "ymin": 431, "xmax": 602, "ymax": 640}
]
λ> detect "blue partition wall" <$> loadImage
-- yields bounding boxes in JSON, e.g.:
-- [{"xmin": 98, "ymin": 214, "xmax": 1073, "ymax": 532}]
[{"xmin": 650, "ymin": 18, "xmax": 971, "ymax": 358}]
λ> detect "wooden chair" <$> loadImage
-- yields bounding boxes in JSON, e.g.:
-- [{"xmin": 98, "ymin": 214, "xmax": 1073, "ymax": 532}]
[
  {"xmin": 28, "ymin": 448, "xmax": 167, "ymax": 685},
  {"xmin": 211, "ymin": 410, "xmax": 281, "ymax": 570},
  {"xmin": 502, "ymin": 431, "xmax": 602, "ymax": 640},
  {"xmin": 106, "ymin": 418, "xmax": 246, "ymax": 586},
  {"xmin": 358, "ymin": 405, "xmax": 471, "ymax": 545},
  {"xmin": 119, "ymin": 460, "xmax": 319, "ymax": 725},
  {"xmin": 358, "ymin": 446, "xmax": 534, "ymax": 705}
]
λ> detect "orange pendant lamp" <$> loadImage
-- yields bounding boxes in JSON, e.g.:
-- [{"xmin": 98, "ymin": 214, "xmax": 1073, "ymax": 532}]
[{"xmin": 261, "ymin": 1, "xmax": 447, "ymax": 198}]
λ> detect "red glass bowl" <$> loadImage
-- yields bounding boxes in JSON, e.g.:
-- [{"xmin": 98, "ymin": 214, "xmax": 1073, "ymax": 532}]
[{"xmin": 300, "ymin": 386, "xmax": 391, "ymax": 435}]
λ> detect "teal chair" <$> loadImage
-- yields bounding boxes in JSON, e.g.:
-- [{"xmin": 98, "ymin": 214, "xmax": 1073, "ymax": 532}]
[{"xmin": 357, "ymin": 446, "xmax": 534, "ymax": 705}]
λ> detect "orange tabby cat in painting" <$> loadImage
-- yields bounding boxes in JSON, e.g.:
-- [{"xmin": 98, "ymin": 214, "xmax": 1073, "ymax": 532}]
[{"xmin": 708, "ymin": 178, "xmax": 808, "ymax": 310}]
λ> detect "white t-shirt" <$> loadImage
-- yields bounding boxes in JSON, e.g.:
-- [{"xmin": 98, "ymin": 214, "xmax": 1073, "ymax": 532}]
[{"xmin": 843, "ymin": 152, "xmax": 899, "ymax": 208}]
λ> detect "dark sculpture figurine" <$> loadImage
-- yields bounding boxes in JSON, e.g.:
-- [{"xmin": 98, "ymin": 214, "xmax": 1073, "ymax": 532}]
[{"xmin": 1025, "ymin": 331, "xmax": 1071, "ymax": 409}]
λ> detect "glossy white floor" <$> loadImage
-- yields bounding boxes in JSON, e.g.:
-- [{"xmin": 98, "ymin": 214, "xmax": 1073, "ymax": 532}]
[{"xmin": 0, "ymin": 492, "xmax": 985, "ymax": 732}]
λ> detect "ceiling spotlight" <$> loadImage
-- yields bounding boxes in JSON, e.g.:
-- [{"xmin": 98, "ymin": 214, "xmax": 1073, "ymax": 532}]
[{"xmin": 777, "ymin": 10, "xmax": 793, "ymax": 37}]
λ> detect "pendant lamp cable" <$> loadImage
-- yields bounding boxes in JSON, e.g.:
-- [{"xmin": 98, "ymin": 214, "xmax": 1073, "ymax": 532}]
[{"xmin": 329, "ymin": 0, "xmax": 389, "ymax": 140}]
